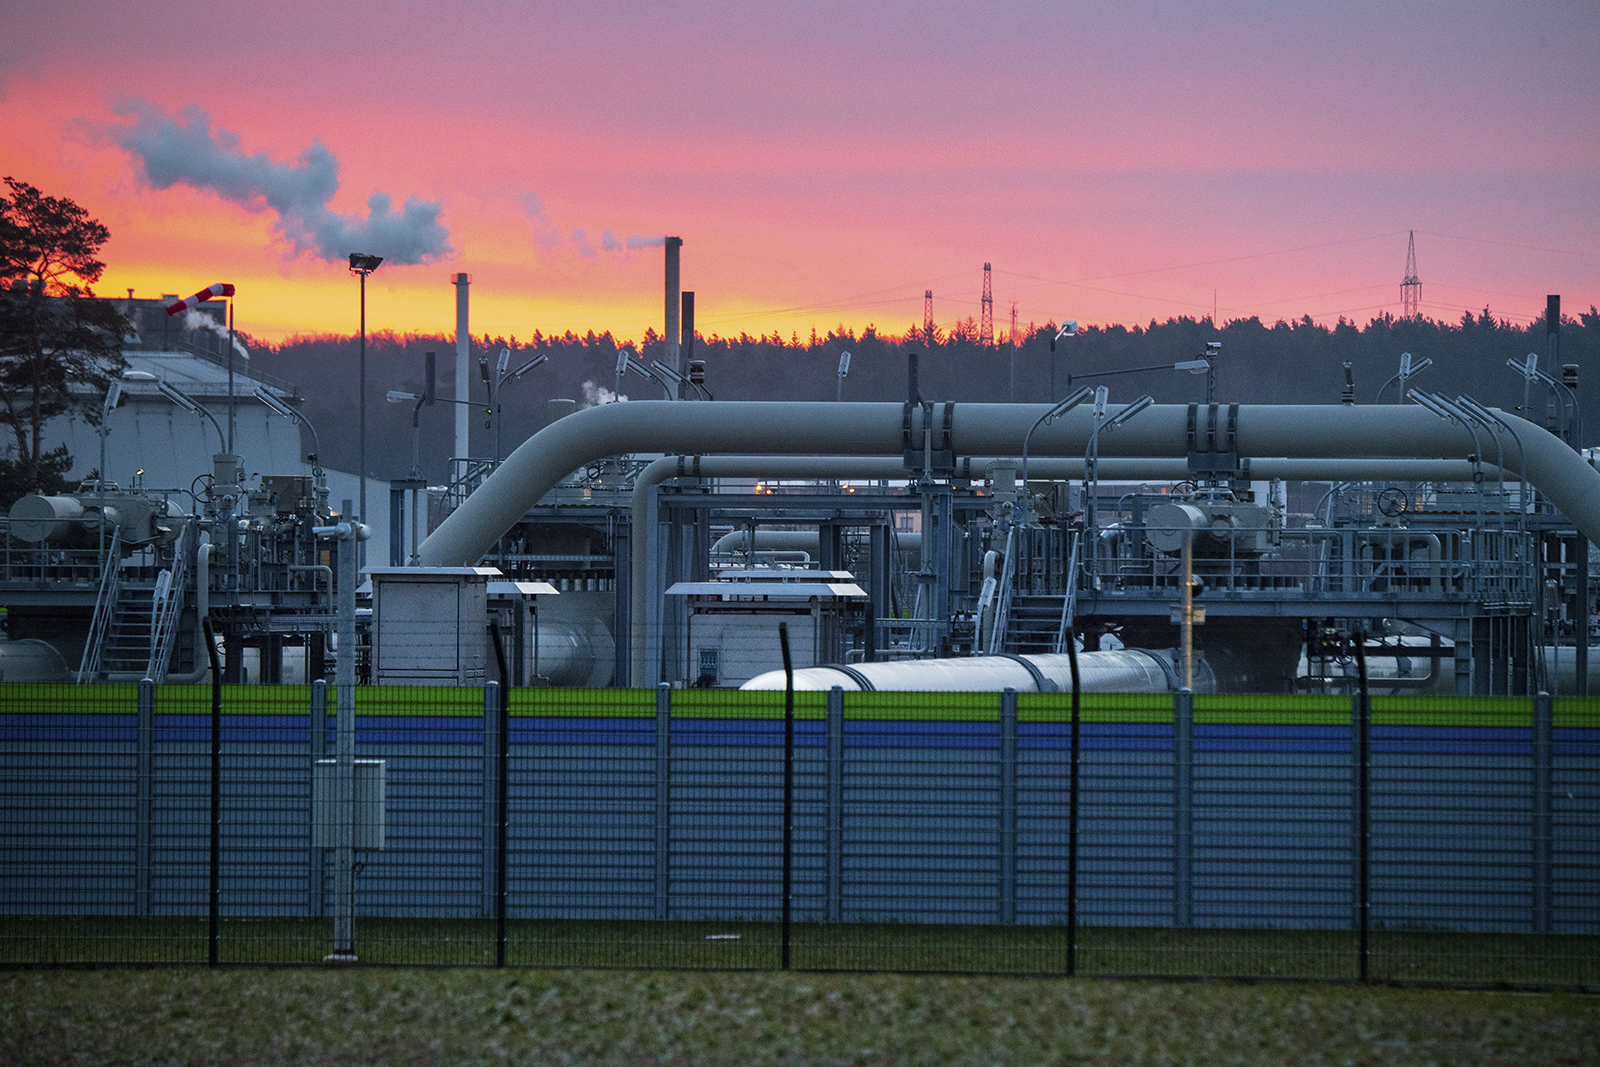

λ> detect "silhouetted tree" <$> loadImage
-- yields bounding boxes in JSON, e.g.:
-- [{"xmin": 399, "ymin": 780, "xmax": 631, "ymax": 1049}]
[{"xmin": 0, "ymin": 177, "xmax": 127, "ymax": 495}]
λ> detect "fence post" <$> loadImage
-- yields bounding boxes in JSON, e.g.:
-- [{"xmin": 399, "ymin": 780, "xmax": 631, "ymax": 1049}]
[
  {"xmin": 483, "ymin": 682, "xmax": 500, "ymax": 920},
  {"xmin": 1000, "ymin": 688, "xmax": 1018, "ymax": 925},
  {"xmin": 654, "ymin": 682, "xmax": 671, "ymax": 921},
  {"xmin": 309, "ymin": 679, "xmax": 326, "ymax": 918},
  {"xmin": 1533, "ymin": 689, "xmax": 1553, "ymax": 935},
  {"xmin": 1065, "ymin": 628, "xmax": 1081, "ymax": 977},
  {"xmin": 202, "ymin": 618, "xmax": 222, "ymax": 968},
  {"xmin": 1173, "ymin": 687, "xmax": 1193, "ymax": 929},
  {"xmin": 826, "ymin": 685, "xmax": 844, "ymax": 923},
  {"xmin": 136, "ymin": 678, "xmax": 153, "ymax": 918},
  {"xmin": 1354, "ymin": 633, "xmax": 1372, "ymax": 984}
]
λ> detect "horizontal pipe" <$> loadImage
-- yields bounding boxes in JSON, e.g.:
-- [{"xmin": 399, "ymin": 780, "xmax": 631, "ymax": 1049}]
[{"xmin": 421, "ymin": 400, "xmax": 1551, "ymax": 570}]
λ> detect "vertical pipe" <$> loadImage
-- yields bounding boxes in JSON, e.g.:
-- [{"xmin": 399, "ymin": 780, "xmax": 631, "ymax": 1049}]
[
  {"xmin": 136, "ymin": 678, "xmax": 153, "ymax": 918},
  {"xmin": 1065, "ymin": 627, "xmax": 1081, "ymax": 976},
  {"xmin": 826, "ymin": 686, "xmax": 844, "ymax": 924},
  {"xmin": 654, "ymin": 683, "xmax": 671, "ymax": 921},
  {"xmin": 1533, "ymin": 690, "xmax": 1553, "ymax": 935},
  {"xmin": 309, "ymin": 679, "xmax": 326, "ymax": 917},
  {"xmin": 202, "ymin": 617, "xmax": 222, "ymax": 968},
  {"xmin": 1354, "ymin": 632, "xmax": 1371, "ymax": 983},
  {"xmin": 1173, "ymin": 687, "xmax": 1193, "ymax": 928},
  {"xmin": 664, "ymin": 238, "xmax": 682, "ymax": 391},
  {"xmin": 455, "ymin": 273, "xmax": 471, "ymax": 467},
  {"xmin": 779, "ymin": 622, "xmax": 795, "ymax": 970},
  {"xmin": 999, "ymin": 688, "xmax": 1017, "ymax": 925}
]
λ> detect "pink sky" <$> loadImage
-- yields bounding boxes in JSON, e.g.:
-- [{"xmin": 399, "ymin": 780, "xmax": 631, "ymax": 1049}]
[{"xmin": 3, "ymin": 0, "xmax": 1597, "ymax": 344}]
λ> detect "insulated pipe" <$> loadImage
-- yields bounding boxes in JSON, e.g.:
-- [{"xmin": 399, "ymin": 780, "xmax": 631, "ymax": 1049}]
[
  {"xmin": 419, "ymin": 400, "xmax": 1546, "ymax": 571},
  {"xmin": 741, "ymin": 649, "xmax": 1209, "ymax": 693}
]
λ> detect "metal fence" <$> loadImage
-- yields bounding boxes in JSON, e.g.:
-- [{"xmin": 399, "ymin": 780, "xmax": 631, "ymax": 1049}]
[{"xmin": 2, "ymin": 680, "xmax": 1596, "ymax": 986}]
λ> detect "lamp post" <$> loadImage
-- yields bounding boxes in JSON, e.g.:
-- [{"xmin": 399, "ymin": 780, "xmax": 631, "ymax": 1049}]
[
  {"xmin": 650, "ymin": 359, "xmax": 712, "ymax": 401},
  {"xmin": 349, "ymin": 253, "xmax": 383, "ymax": 558},
  {"xmin": 837, "ymin": 351, "xmax": 851, "ymax": 402},
  {"xmin": 255, "ymin": 387, "xmax": 328, "ymax": 510},
  {"xmin": 1375, "ymin": 352, "xmax": 1433, "ymax": 404},
  {"xmin": 480, "ymin": 347, "xmax": 548, "ymax": 465},
  {"xmin": 1510, "ymin": 353, "xmax": 1582, "ymax": 447},
  {"xmin": 1048, "ymin": 319, "xmax": 1078, "ymax": 401},
  {"xmin": 621, "ymin": 355, "xmax": 676, "ymax": 399},
  {"xmin": 1019, "ymin": 387, "xmax": 1094, "ymax": 524},
  {"xmin": 1083, "ymin": 393, "xmax": 1155, "ymax": 585},
  {"xmin": 157, "ymin": 380, "xmax": 226, "ymax": 454}
]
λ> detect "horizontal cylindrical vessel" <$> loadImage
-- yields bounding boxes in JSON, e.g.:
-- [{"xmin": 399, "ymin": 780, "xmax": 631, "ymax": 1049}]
[{"xmin": 741, "ymin": 648, "xmax": 1209, "ymax": 693}]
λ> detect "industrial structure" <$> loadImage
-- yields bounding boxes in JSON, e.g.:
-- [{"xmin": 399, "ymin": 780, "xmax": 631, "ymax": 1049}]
[{"xmin": 0, "ymin": 259, "xmax": 1594, "ymax": 703}]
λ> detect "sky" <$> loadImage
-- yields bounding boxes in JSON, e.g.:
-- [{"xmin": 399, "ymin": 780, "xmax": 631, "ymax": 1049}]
[{"xmin": 3, "ymin": 0, "xmax": 1598, "ymax": 346}]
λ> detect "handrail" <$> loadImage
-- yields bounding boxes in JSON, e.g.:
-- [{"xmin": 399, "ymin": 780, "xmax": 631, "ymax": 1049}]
[
  {"xmin": 1054, "ymin": 530, "xmax": 1082, "ymax": 654},
  {"xmin": 146, "ymin": 523, "xmax": 192, "ymax": 683},
  {"xmin": 77, "ymin": 527, "xmax": 122, "ymax": 683}
]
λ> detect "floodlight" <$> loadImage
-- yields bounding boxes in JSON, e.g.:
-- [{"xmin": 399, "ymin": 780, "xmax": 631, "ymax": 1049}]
[
  {"xmin": 158, "ymin": 380, "xmax": 201, "ymax": 414},
  {"xmin": 838, "ymin": 351, "xmax": 852, "ymax": 377},
  {"xmin": 509, "ymin": 354, "xmax": 548, "ymax": 380},
  {"xmin": 348, "ymin": 253, "xmax": 383, "ymax": 272},
  {"xmin": 1106, "ymin": 394, "xmax": 1155, "ymax": 428}
]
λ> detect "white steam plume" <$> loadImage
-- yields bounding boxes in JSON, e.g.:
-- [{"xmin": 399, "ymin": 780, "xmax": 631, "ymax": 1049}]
[
  {"xmin": 110, "ymin": 101, "xmax": 453, "ymax": 266},
  {"xmin": 520, "ymin": 191, "xmax": 663, "ymax": 260},
  {"xmin": 581, "ymin": 380, "xmax": 625, "ymax": 407},
  {"xmin": 183, "ymin": 308, "xmax": 249, "ymax": 360}
]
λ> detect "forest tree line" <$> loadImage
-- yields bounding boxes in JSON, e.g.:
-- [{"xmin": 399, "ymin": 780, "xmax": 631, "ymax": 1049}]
[{"xmin": 250, "ymin": 306, "xmax": 1600, "ymax": 485}]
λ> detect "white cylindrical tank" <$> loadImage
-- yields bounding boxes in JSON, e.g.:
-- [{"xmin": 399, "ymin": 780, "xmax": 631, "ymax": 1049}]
[
  {"xmin": 8, "ymin": 495, "xmax": 87, "ymax": 543},
  {"xmin": 0, "ymin": 638, "xmax": 69, "ymax": 683},
  {"xmin": 741, "ymin": 649, "xmax": 1207, "ymax": 694}
]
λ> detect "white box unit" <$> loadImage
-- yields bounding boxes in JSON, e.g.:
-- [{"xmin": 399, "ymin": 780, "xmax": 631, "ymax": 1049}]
[
  {"xmin": 312, "ymin": 758, "xmax": 386, "ymax": 850},
  {"xmin": 369, "ymin": 566, "xmax": 498, "ymax": 686}
]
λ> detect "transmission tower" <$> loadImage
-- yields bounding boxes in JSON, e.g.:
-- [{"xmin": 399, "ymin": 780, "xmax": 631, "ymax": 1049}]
[
  {"xmin": 980, "ymin": 263, "xmax": 994, "ymax": 346},
  {"xmin": 1401, "ymin": 231, "xmax": 1421, "ymax": 320},
  {"xmin": 924, "ymin": 290, "xmax": 934, "ymax": 347}
]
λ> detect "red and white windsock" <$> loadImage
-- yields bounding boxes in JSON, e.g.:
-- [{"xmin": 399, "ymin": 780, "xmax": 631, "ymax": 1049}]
[{"xmin": 165, "ymin": 283, "xmax": 236, "ymax": 316}]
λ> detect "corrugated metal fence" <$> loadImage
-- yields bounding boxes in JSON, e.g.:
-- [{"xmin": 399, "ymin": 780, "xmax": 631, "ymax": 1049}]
[{"xmin": 2, "ymin": 682, "xmax": 1596, "ymax": 984}]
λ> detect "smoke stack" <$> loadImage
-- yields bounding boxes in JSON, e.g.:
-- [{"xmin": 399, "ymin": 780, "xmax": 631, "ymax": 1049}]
[
  {"xmin": 664, "ymin": 237, "xmax": 682, "ymax": 397},
  {"xmin": 455, "ymin": 273, "xmax": 470, "ymax": 463},
  {"xmin": 1547, "ymin": 294, "xmax": 1561, "ymax": 375}
]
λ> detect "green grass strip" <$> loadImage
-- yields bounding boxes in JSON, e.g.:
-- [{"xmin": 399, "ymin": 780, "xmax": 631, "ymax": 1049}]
[
  {"xmin": 1373, "ymin": 695, "xmax": 1532, "ymax": 727},
  {"xmin": 1554, "ymin": 697, "xmax": 1600, "ymax": 729}
]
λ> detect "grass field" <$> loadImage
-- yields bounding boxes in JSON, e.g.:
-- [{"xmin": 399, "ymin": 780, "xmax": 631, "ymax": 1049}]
[
  {"xmin": 3, "ymin": 965, "xmax": 1598, "ymax": 1066},
  {"xmin": 4, "ymin": 917, "xmax": 1597, "ymax": 988}
]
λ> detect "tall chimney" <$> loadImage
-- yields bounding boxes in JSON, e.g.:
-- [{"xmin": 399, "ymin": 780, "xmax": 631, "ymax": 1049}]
[
  {"xmin": 1547, "ymin": 294, "xmax": 1561, "ymax": 376},
  {"xmin": 455, "ymin": 273, "xmax": 470, "ymax": 463},
  {"xmin": 664, "ymin": 237, "xmax": 683, "ymax": 396},
  {"xmin": 681, "ymin": 290, "xmax": 696, "ymax": 396}
]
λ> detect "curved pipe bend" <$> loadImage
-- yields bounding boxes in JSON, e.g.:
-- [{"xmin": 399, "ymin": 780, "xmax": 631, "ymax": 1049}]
[{"xmin": 423, "ymin": 400, "xmax": 1555, "ymax": 571}]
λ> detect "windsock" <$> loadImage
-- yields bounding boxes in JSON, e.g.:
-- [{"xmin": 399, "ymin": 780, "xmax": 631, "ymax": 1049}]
[{"xmin": 165, "ymin": 284, "xmax": 236, "ymax": 315}]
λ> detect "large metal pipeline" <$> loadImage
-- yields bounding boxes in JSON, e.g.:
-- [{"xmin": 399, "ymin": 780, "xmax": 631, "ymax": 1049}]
[
  {"xmin": 420, "ymin": 400, "xmax": 1554, "ymax": 570},
  {"xmin": 741, "ymin": 648, "xmax": 1210, "ymax": 693}
]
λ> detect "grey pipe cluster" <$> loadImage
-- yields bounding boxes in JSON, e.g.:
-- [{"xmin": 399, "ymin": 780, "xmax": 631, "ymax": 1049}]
[{"xmin": 421, "ymin": 400, "xmax": 1558, "ymax": 569}]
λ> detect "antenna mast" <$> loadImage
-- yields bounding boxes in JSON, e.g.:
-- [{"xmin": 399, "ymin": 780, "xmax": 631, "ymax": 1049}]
[
  {"xmin": 1401, "ymin": 231, "xmax": 1421, "ymax": 320},
  {"xmin": 980, "ymin": 263, "xmax": 994, "ymax": 346}
]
